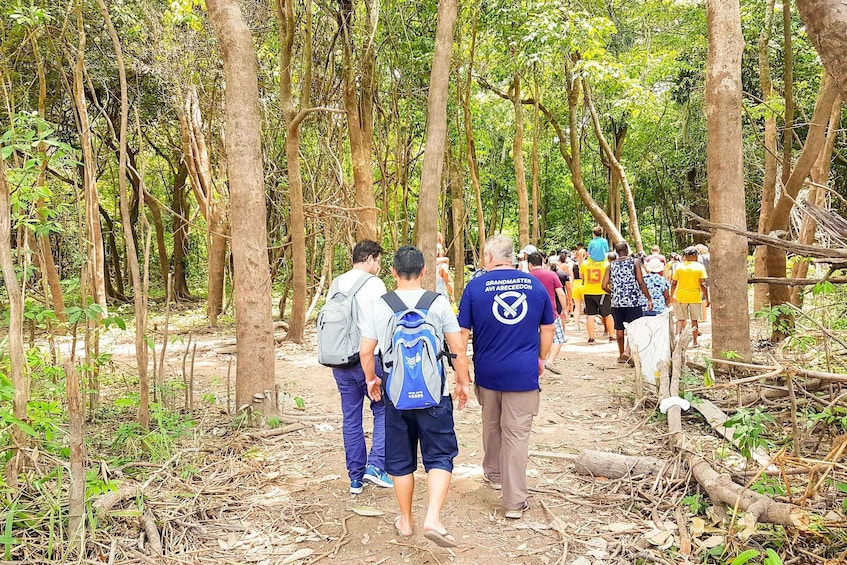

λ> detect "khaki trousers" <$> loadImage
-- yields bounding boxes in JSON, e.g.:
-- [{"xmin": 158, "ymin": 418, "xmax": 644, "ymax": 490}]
[{"xmin": 474, "ymin": 384, "xmax": 540, "ymax": 511}]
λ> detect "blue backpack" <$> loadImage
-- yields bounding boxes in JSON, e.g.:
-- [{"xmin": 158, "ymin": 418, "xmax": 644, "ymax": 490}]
[{"xmin": 381, "ymin": 291, "xmax": 451, "ymax": 410}]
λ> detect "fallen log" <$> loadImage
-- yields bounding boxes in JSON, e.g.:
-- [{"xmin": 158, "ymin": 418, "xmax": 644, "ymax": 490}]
[
  {"xmin": 688, "ymin": 454, "xmax": 809, "ymax": 539},
  {"xmin": 691, "ymin": 398, "xmax": 775, "ymax": 470},
  {"xmin": 572, "ymin": 450, "xmax": 667, "ymax": 479}
]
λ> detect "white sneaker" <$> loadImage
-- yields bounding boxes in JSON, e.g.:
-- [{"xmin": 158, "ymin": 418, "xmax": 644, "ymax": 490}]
[{"xmin": 505, "ymin": 500, "xmax": 529, "ymax": 519}]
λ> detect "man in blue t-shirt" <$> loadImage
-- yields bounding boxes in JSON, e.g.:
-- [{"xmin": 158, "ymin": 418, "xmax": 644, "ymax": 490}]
[{"xmin": 458, "ymin": 235, "xmax": 555, "ymax": 520}]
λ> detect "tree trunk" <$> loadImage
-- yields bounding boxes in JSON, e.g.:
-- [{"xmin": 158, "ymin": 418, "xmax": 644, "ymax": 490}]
[
  {"xmin": 754, "ymin": 0, "xmax": 779, "ymax": 312},
  {"xmin": 276, "ymin": 0, "xmax": 316, "ymax": 343},
  {"xmin": 171, "ymin": 163, "xmax": 192, "ymax": 300},
  {"xmin": 797, "ymin": 0, "xmax": 847, "ymax": 100},
  {"xmin": 0, "ymin": 153, "xmax": 27, "ymax": 487},
  {"xmin": 449, "ymin": 140, "xmax": 466, "ymax": 299},
  {"xmin": 178, "ymin": 88, "xmax": 228, "ymax": 325},
  {"xmin": 789, "ymin": 97, "xmax": 841, "ymax": 304},
  {"xmin": 207, "ymin": 0, "xmax": 277, "ymax": 417},
  {"xmin": 584, "ymin": 82, "xmax": 639, "ymax": 250},
  {"xmin": 98, "ymin": 0, "xmax": 150, "ymax": 428},
  {"xmin": 706, "ymin": 0, "xmax": 752, "ymax": 360},
  {"xmin": 460, "ymin": 13, "xmax": 485, "ymax": 263},
  {"xmin": 783, "ymin": 0, "xmax": 795, "ymax": 187},
  {"xmin": 339, "ymin": 0, "xmax": 379, "ymax": 241},
  {"xmin": 530, "ymin": 70, "xmax": 541, "ymax": 244},
  {"xmin": 66, "ymin": 362, "xmax": 85, "ymax": 551},
  {"xmin": 765, "ymin": 74, "xmax": 839, "ymax": 338},
  {"xmin": 70, "ymin": 16, "xmax": 108, "ymax": 314},
  {"xmin": 99, "ymin": 205, "xmax": 126, "ymax": 300},
  {"xmin": 417, "ymin": 0, "xmax": 457, "ymax": 289},
  {"xmin": 511, "ymin": 74, "xmax": 530, "ymax": 248}
]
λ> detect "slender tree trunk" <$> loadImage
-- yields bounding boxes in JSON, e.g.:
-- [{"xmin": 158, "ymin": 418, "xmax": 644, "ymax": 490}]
[
  {"xmin": 783, "ymin": 0, "xmax": 795, "ymax": 186},
  {"xmin": 449, "ymin": 140, "xmax": 466, "ymax": 299},
  {"xmin": 65, "ymin": 362, "xmax": 85, "ymax": 551},
  {"xmin": 754, "ymin": 0, "xmax": 779, "ymax": 312},
  {"xmin": 512, "ymin": 74, "xmax": 530, "ymax": 248},
  {"xmin": 277, "ymin": 0, "xmax": 316, "ymax": 343},
  {"xmin": 0, "ymin": 153, "xmax": 27, "ymax": 487},
  {"xmin": 789, "ymin": 96, "xmax": 841, "ymax": 304},
  {"xmin": 765, "ymin": 74, "xmax": 839, "ymax": 334},
  {"xmin": 99, "ymin": 205, "xmax": 126, "ymax": 299},
  {"xmin": 98, "ymin": 0, "xmax": 150, "ymax": 428},
  {"xmin": 207, "ymin": 0, "xmax": 277, "ymax": 417},
  {"xmin": 706, "ymin": 0, "xmax": 752, "ymax": 360},
  {"xmin": 178, "ymin": 88, "xmax": 228, "ymax": 325},
  {"xmin": 339, "ymin": 0, "xmax": 379, "ymax": 241},
  {"xmin": 531, "ymin": 70, "xmax": 541, "ymax": 244},
  {"xmin": 70, "ymin": 13, "xmax": 108, "ymax": 314},
  {"xmin": 584, "ymin": 82, "xmax": 640, "ymax": 250},
  {"xmin": 417, "ymin": 0, "xmax": 457, "ymax": 288},
  {"xmin": 171, "ymin": 163, "xmax": 192, "ymax": 300},
  {"xmin": 461, "ymin": 10, "xmax": 485, "ymax": 263}
]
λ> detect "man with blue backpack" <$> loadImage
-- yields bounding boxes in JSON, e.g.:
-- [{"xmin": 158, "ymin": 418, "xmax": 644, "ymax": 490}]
[
  {"xmin": 458, "ymin": 235, "xmax": 555, "ymax": 520},
  {"xmin": 316, "ymin": 240, "xmax": 393, "ymax": 495},
  {"xmin": 360, "ymin": 245, "xmax": 470, "ymax": 548}
]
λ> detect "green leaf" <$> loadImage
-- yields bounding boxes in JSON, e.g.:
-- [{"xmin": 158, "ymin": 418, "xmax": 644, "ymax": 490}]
[
  {"xmin": 728, "ymin": 549, "xmax": 760, "ymax": 565},
  {"xmin": 763, "ymin": 548, "xmax": 783, "ymax": 565}
]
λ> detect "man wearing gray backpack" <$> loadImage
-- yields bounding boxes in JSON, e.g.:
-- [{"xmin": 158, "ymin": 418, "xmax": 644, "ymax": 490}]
[
  {"xmin": 360, "ymin": 245, "xmax": 470, "ymax": 548},
  {"xmin": 320, "ymin": 240, "xmax": 393, "ymax": 495}
]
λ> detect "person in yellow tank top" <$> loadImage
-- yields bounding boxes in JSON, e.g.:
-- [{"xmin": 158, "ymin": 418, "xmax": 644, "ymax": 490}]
[
  {"xmin": 580, "ymin": 257, "xmax": 613, "ymax": 343},
  {"xmin": 670, "ymin": 247, "xmax": 709, "ymax": 346}
]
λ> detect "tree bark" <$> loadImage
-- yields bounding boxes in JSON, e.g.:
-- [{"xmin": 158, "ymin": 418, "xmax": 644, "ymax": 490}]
[
  {"xmin": 789, "ymin": 97, "xmax": 841, "ymax": 304},
  {"xmin": 797, "ymin": 0, "xmax": 847, "ymax": 100},
  {"xmin": 65, "ymin": 362, "xmax": 85, "ymax": 550},
  {"xmin": 511, "ymin": 74, "xmax": 531, "ymax": 249},
  {"xmin": 705, "ymin": 0, "xmax": 752, "ymax": 360},
  {"xmin": 97, "ymin": 0, "xmax": 150, "ymax": 428},
  {"xmin": 449, "ymin": 140, "xmax": 465, "ymax": 299},
  {"xmin": 0, "ymin": 153, "xmax": 27, "ymax": 487},
  {"xmin": 207, "ymin": 0, "xmax": 277, "ymax": 417},
  {"xmin": 460, "ymin": 11, "xmax": 485, "ymax": 264},
  {"xmin": 783, "ymin": 0, "xmax": 795, "ymax": 187},
  {"xmin": 178, "ymin": 88, "xmax": 228, "ymax": 326},
  {"xmin": 584, "ymin": 82, "xmax": 640, "ymax": 250},
  {"xmin": 417, "ymin": 0, "xmax": 457, "ymax": 289},
  {"xmin": 765, "ymin": 74, "xmax": 839, "ymax": 336},
  {"xmin": 277, "ymin": 0, "xmax": 318, "ymax": 343},
  {"xmin": 531, "ymin": 70, "xmax": 541, "ymax": 245},
  {"xmin": 171, "ymin": 162, "xmax": 193, "ymax": 300},
  {"xmin": 339, "ymin": 0, "xmax": 379, "ymax": 241},
  {"xmin": 70, "ymin": 13, "xmax": 108, "ymax": 315},
  {"xmin": 754, "ymin": 0, "xmax": 779, "ymax": 312}
]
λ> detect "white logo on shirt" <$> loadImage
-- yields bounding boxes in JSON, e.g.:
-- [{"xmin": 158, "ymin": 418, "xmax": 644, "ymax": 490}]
[{"xmin": 492, "ymin": 291, "xmax": 528, "ymax": 325}]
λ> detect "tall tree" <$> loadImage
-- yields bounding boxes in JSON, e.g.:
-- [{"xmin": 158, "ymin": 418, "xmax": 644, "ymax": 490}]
[
  {"xmin": 705, "ymin": 0, "xmax": 751, "ymax": 359},
  {"xmin": 206, "ymin": 0, "xmax": 277, "ymax": 417},
  {"xmin": 339, "ymin": 0, "xmax": 379, "ymax": 241},
  {"xmin": 0, "ymin": 153, "xmax": 26, "ymax": 487},
  {"xmin": 417, "ymin": 0, "xmax": 458, "ymax": 287},
  {"xmin": 511, "ymin": 73, "xmax": 530, "ymax": 248},
  {"xmin": 96, "ymin": 0, "xmax": 150, "ymax": 428}
]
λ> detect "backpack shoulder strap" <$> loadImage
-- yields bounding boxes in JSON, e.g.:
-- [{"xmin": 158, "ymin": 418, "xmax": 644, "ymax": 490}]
[
  {"xmin": 381, "ymin": 291, "xmax": 407, "ymax": 314},
  {"xmin": 414, "ymin": 290, "xmax": 440, "ymax": 311},
  {"xmin": 348, "ymin": 272, "xmax": 374, "ymax": 297}
]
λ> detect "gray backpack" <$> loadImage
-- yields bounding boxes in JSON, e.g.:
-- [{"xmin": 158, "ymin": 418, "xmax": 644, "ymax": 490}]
[{"xmin": 316, "ymin": 273, "xmax": 374, "ymax": 367}]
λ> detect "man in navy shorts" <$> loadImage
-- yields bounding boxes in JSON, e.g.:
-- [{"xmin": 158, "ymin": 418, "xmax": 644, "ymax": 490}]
[{"xmin": 360, "ymin": 246, "xmax": 470, "ymax": 548}]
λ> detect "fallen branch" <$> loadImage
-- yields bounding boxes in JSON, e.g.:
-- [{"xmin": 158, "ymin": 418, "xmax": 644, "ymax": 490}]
[
  {"xmin": 572, "ymin": 450, "xmax": 666, "ymax": 479},
  {"xmin": 139, "ymin": 514, "xmax": 163, "ymax": 556}
]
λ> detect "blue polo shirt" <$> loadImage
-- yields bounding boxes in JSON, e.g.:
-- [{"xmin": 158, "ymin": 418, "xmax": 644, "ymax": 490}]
[{"xmin": 457, "ymin": 268, "xmax": 554, "ymax": 392}]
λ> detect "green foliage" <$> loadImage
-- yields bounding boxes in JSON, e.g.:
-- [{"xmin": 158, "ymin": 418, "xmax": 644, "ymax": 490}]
[
  {"xmin": 728, "ymin": 549, "xmax": 761, "ymax": 565},
  {"xmin": 753, "ymin": 305, "xmax": 794, "ymax": 335},
  {"xmin": 723, "ymin": 407, "xmax": 776, "ymax": 461},
  {"xmin": 681, "ymin": 493, "xmax": 706, "ymax": 514},
  {"xmin": 750, "ymin": 476, "xmax": 786, "ymax": 497},
  {"xmin": 807, "ymin": 405, "xmax": 847, "ymax": 432}
]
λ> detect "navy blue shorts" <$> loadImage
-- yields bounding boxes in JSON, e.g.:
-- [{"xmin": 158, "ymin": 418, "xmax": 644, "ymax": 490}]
[
  {"xmin": 611, "ymin": 306, "xmax": 643, "ymax": 330},
  {"xmin": 384, "ymin": 395, "xmax": 458, "ymax": 476}
]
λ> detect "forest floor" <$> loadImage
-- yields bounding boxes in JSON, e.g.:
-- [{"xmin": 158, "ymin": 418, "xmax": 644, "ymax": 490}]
[{"xmin": 64, "ymin": 311, "xmax": 718, "ymax": 565}]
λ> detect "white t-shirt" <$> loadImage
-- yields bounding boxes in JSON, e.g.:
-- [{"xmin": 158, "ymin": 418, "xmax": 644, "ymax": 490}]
[
  {"xmin": 363, "ymin": 288, "xmax": 459, "ymax": 397},
  {"xmin": 332, "ymin": 268, "xmax": 387, "ymax": 337}
]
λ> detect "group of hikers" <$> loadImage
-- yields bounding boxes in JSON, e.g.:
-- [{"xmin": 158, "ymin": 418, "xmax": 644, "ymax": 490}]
[{"xmin": 316, "ymin": 231, "xmax": 710, "ymax": 548}]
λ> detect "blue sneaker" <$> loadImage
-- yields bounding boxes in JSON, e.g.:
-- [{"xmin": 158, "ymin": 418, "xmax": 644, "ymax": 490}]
[
  {"xmin": 363, "ymin": 464, "xmax": 393, "ymax": 488},
  {"xmin": 350, "ymin": 479, "xmax": 364, "ymax": 494}
]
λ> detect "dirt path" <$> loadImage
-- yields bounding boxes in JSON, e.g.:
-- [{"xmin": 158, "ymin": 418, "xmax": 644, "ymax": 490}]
[
  {"xmin": 81, "ymin": 315, "xmax": 710, "ymax": 564},
  {"xmin": 197, "ymin": 320, "xmax": 686, "ymax": 565}
]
